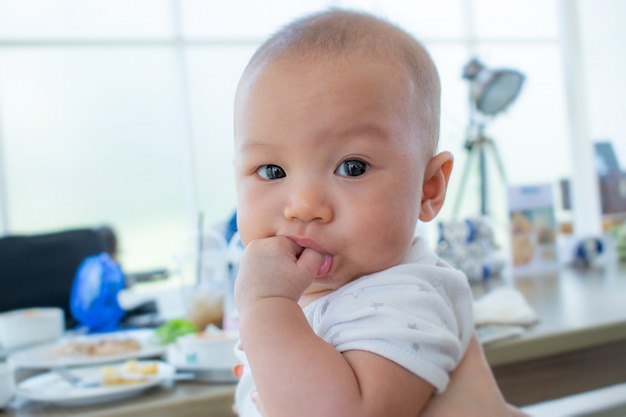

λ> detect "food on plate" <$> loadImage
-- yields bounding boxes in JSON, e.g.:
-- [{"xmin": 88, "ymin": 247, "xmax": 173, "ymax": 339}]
[
  {"xmin": 56, "ymin": 337, "xmax": 141, "ymax": 357},
  {"xmin": 126, "ymin": 359, "xmax": 159, "ymax": 375},
  {"xmin": 102, "ymin": 360, "xmax": 159, "ymax": 385},
  {"xmin": 155, "ymin": 318, "xmax": 198, "ymax": 344}
]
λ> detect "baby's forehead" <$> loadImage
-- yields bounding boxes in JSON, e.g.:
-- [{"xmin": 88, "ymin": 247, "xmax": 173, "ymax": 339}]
[
  {"xmin": 241, "ymin": 41, "xmax": 426, "ymax": 108},
  {"xmin": 249, "ymin": 18, "xmax": 425, "ymax": 75},
  {"xmin": 236, "ymin": 11, "xmax": 441, "ymax": 154}
]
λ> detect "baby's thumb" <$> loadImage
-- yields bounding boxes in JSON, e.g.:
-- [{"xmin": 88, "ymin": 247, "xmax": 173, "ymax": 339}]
[{"xmin": 297, "ymin": 247, "xmax": 325, "ymax": 277}]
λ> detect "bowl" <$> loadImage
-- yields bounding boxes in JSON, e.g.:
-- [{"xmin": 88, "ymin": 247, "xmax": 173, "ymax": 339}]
[
  {"xmin": 0, "ymin": 308, "xmax": 64, "ymax": 350},
  {"xmin": 167, "ymin": 330, "xmax": 238, "ymax": 370}
]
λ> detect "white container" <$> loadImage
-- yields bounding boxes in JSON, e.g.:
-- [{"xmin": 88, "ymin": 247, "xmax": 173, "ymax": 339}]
[
  {"xmin": 0, "ymin": 362, "xmax": 14, "ymax": 408},
  {"xmin": 167, "ymin": 330, "xmax": 238, "ymax": 370},
  {"xmin": 0, "ymin": 308, "xmax": 64, "ymax": 350}
]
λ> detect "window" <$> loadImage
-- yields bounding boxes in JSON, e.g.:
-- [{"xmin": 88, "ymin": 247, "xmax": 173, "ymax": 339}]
[{"xmin": 0, "ymin": 1, "xmax": 577, "ymax": 279}]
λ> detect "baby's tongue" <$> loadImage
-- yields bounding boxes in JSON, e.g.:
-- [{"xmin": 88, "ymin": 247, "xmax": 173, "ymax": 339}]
[{"xmin": 317, "ymin": 254, "xmax": 333, "ymax": 277}]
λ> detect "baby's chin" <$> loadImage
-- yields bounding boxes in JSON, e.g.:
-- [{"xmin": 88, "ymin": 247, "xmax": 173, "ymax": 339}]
[
  {"xmin": 307, "ymin": 258, "xmax": 399, "ymax": 295},
  {"xmin": 302, "ymin": 278, "xmax": 341, "ymax": 297},
  {"xmin": 309, "ymin": 271, "xmax": 360, "ymax": 292}
]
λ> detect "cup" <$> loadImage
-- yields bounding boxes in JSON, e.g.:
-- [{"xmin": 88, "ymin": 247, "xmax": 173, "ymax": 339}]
[
  {"xmin": 0, "ymin": 362, "xmax": 14, "ymax": 409},
  {"xmin": 185, "ymin": 285, "xmax": 224, "ymax": 331},
  {"xmin": 173, "ymin": 229, "xmax": 229, "ymax": 330}
]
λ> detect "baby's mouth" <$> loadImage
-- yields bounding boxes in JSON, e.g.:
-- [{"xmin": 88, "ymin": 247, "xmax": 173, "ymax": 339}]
[{"xmin": 287, "ymin": 236, "xmax": 333, "ymax": 276}]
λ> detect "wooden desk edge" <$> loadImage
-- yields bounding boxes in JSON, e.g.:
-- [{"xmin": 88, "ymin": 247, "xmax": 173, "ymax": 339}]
[
  {"xmin": 484, "ymin": 319, "xmax": 626, "ymax": 366},
  {"xmin": 81, "ymin": 384, "xmax": 237, "ymax": 417}
]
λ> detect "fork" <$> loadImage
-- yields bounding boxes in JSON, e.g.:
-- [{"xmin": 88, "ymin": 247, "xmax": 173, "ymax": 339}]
[{"xmin": 52, "ymin": 366, "xmax": 101, "ymax": 388}]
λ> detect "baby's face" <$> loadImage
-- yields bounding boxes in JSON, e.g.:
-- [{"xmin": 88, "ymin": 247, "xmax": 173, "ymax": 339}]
[{"xmin": 234, "ymin": 54, "xmax": 429, "ymax": 295}]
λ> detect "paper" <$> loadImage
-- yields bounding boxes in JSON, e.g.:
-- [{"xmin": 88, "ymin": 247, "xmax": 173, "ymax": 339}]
[
  {"xmin": 508, "ymin": 184, "xmax": 558, "ymax": 274},
  {"xmin": 473, "ymin": 287, "xmax": 538, "ymax": 326}
]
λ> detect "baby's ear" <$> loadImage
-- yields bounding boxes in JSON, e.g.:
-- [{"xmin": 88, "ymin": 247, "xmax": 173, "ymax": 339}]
[{"xmin": 419, "ymin": 152, "xmax": 454, "ymax": 222}]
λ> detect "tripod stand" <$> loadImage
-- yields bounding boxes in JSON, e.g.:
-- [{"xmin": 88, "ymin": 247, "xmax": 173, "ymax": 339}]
[{"xmin": 452, "ymin": 122, "xmax": 507, "ymax": 218}]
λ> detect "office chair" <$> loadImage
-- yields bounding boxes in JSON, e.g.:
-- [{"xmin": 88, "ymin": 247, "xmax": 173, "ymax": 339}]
[{"xmin": 0, "ymin": 226, "xmax": 116, "ymax": 328}]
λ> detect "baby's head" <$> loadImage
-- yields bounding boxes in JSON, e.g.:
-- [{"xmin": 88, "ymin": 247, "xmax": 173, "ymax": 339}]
[
  {"xmin": 233, "ymin": 9, "xmax": 453, "ymax": 294},
  {"xmin": 238, "ymin": 9, "xmax": 441, "ymax": 157}
]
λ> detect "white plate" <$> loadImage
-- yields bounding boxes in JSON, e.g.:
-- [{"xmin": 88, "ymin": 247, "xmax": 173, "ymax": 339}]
[
  {"xmin": 16, "ymin": 360, "xmax": 174, "ymax": 406},
  {"xmin": 8, "ymin": 329, "xmax": 166, "ymax": 369}
]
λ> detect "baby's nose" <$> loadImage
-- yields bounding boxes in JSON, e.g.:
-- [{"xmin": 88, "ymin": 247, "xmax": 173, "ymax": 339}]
[{"xmin": 283, "ymin": 183, "xmax": 333, "ymax": 223}]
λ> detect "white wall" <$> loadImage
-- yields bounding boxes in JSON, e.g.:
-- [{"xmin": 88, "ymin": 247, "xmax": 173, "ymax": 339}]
[
  {"xmin": 1, "ymin": 1, "xmax": 624, "ymax": 270},
  {"xmin": 578, "ymin": 0, "xmax": 626, "ymax": 163},
  {"xmin": 561, "ymin": 0, "xmax": 626, "ymax": 237}
]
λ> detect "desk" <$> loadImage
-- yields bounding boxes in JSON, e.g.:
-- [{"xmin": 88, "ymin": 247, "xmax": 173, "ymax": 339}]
[
  {"xmin": 480, "ymin": 262, "xmax": 626, "ymax": 406},
  {"xmin": 2, "ymin": 263, "xmax": 626, "ymax": 416}
]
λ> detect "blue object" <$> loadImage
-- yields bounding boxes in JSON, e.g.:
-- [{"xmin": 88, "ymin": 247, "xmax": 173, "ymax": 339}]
[
  {"xmin": 465, "ymin": 218, "xmax": 478, "ymax": 242},
  {"xmin": 225, "ymin": 210, "xmax": 238, "ymax": 243},
  {"xmin": 70, "ymin": 253, "xmax": 125, "ymax": 332},
  {"xmin": 574, "ymin": 237, "xmax": 604, "ymax": 265}
]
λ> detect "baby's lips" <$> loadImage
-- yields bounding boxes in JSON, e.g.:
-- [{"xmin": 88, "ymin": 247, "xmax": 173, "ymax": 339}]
[{"xmin": 317, "ymin": 254, "xmax": 333, "ymax": 277}]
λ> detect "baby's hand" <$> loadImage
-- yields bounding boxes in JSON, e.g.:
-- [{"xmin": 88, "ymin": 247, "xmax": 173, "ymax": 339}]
[{"xmin": 234, "ymin": 236, "xmax": 325, "ymax": 313}]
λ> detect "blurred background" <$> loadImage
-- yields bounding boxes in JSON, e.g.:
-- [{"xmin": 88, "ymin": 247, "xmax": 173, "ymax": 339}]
[{"xmin": 0, "ymin": 0, "xmax": 624, "ymax": 284}]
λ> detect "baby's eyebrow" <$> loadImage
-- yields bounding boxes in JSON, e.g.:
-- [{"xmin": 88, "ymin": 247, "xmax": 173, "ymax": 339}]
[
  {"xmin": 236, "ymin": 139, "xmax": 277, "ymax": 153},
  {"xmin": 330, "ymin": 122, "xmax": 390, "ymax": 142}
]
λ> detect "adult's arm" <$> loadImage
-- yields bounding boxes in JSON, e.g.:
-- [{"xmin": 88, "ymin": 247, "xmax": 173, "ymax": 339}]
[{"xmin": 421, "ymin": 333, "xmax": 531, "ymax": 417}]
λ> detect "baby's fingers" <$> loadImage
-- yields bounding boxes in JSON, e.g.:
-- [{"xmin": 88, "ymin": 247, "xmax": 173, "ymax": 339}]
[{"xmin": 297, "ymin": 247, "xmax": 332, "ymax": 277}]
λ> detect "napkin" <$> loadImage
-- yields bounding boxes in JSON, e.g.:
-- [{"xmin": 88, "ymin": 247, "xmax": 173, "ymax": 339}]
[{"xmin": 473, "ymin": 286, "xmax": 538, "ymax": 326}]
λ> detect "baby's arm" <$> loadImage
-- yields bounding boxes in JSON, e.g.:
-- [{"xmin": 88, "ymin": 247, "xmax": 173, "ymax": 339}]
[{"xmin": 235, "ymin": 236, "xmax": 434, "ymax": 417}]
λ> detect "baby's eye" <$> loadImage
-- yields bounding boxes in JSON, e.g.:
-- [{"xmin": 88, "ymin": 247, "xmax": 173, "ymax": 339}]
[
  {"xmin": 336, "ymin": 159, "xmax": 368, "ymax": 177},
  {"xmin": 257, "ymin": 164, "xmax": 286, "ymax": 180}
]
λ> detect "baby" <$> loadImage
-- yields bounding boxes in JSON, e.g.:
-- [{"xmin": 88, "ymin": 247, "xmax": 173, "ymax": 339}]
[{"xmin": 232, "ymin": 9, "xmax": 473, "ymax": 417}]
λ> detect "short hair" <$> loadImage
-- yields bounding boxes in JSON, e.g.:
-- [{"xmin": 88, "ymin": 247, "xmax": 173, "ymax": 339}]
[{"xmin": 242, "ymin": 8, "xmax": 441, "ymax": 152}]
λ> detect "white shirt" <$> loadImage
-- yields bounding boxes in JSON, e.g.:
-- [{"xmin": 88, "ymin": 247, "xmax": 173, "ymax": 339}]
[{"xmin": 234, "ymin": 237, "xmax": 473, "ymax": 416}]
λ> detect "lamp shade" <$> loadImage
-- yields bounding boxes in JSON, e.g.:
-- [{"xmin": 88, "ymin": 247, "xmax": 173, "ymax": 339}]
[{"xmin": 463, "ymin": 58, "xmax": 525, "ymax": 116}]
